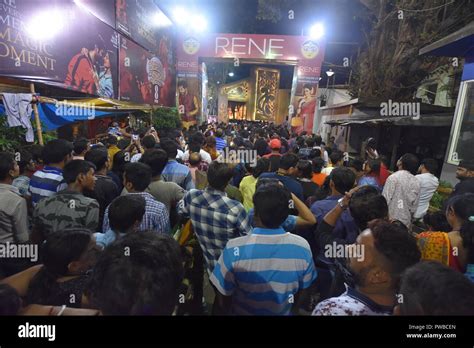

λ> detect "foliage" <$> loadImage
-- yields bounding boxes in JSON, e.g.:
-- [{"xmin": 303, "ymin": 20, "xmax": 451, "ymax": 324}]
[
  {"xmin": 349, "ymin": 0, "xmax": 474, "ymax": 101},
  {"xmin": 439, "ymin": 180, "xmax": 453, "ymax": 189},
  {"xmin": 152, "ymin": 107, "xmax": 182, "ymax": 130},
  {"xmin": 0, "ymin": 115, "xmax": 57, "ymax": 151},
  {"xmin": 0, "ymin": 115, "xmax": 26, "ymax": 152},
  {"xmin": 429, "ymin": 191, "xmax": 444, "ymax": 210}
]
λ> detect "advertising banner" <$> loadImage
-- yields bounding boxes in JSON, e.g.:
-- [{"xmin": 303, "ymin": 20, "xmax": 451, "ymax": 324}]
[
  {"xmin": 0, "ymin": 0, "xmax": 119, "ymax": 98},
  {"xmin": 116, "ymin": 0, "xmax": 172, "ymax": 52},
  {"xmin": 119, "ymin": 34, "xmax": 175, "ymax": 106}
]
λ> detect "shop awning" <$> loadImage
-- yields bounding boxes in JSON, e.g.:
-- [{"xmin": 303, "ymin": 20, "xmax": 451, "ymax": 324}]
[
  {"xmin": 1, "ymin": 96, "xmax": 153, "ymax": 131},
  {"xmin": 325, "ymin": 114, "xmax": 453, "ymax": 127}
]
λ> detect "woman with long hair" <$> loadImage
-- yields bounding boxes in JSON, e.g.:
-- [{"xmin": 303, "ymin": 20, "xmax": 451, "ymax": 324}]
[
  {"xmin": 417, "ymin": 193, "xmax": 474, "ymax": 278},
  {"xmin": 26, "ymin": 229, "xmax": 100, "ymax": 308},
  {"xmin": 358, "ymin": 158, "xmax": 383, "ymax": 191}
]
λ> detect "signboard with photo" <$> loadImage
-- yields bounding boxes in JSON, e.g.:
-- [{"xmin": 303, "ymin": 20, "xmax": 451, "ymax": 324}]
[{"xmin": 0, "ymin": 0, "xmax": 119, "ymax": 98}]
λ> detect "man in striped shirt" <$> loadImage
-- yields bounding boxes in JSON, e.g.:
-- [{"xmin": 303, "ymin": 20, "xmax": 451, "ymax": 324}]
[
  {"xmin": 215, "ymin": 129, "xmax": 227, "ymax": 152},
  {"xmin": 29, "ymin": 139, "xmax": 73, "ymax": 206},
  {"xmin": 103, "ymin": 162, "xmax": 170, "ymax": 234},
  {"xmin": 210, "ymin": 183, "xmax": 317, "ymax": 315}
]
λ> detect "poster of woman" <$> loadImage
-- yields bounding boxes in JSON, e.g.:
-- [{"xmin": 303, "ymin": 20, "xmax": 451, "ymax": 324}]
[{"xmin": 291, "ymin": 83, "xmax": 317, "ymax": 134}]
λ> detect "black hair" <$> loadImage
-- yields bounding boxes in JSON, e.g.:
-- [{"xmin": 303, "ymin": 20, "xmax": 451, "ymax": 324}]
[
  {"xmin": 330, "ymin": 167, "xmax": 356, "ymax": 195},
  {"xmin": 123, "ymin": 162, "xmax": 152, "ymax": 192},
  {"xmin": 279, "ymin": 153, "xmax": 299, "ymax": 170},
  {"xmin": 42, "ymin": 139, "xmax": 73, "ymax": 165},
  {"xmin": 347, "ymin": 157, "xmax": 364, "ymax": 172},
  {"xmin": 330, "ymin": 151, "xmax": 344, "ymax": 165},
  {"xmin": 107, "ymin": 135, "xmax": 118, "ymax": 146},
  {"xmin": 0, "ymin": 152, "xmax": 15, "ymax": 181},
  {"xmin": 188, "ymin": 141, "xmax": 201, "ymax": 153},
  {"xmin": 422, "ymin": 211, "xmax": 451, "ymax": 232},
  {"xmin": 400, "ymin": 153, "xmax": 419, "ymax": 175},
  {"xmin": 314, "ymin": 135, "xmax": 322, "ymax": 146},
  {"xmin": 109, "ymin": 195, "xmax": 146, "ymax": 234},
  {"xmin": 73, "ymin": 138, "xmax": 89, "ymax": 155},
  {"xmin": 312, "ymin": 157, "xmax": 324, "ymax": 174},
  {"xmin": 140, "ymin": 149, "xmax": 168, "ymax": 177},
  {"xmin": 253, "ymin": 158, "xmax": 270, "ymax": 178},
  {"xmin": 26, "ymin": 229, "xmax": 92, "ymax": 306},
  {"xmin": 62, "ymin": 160, "xmax": 96, "ymax": 184},
  {"xmin": 448, "ymin": 193, "xmax": 474, "ymax": 264},
  {"xmin": 160, "ymin": 139, "xmax": 178, "ymax": 159},
  {"xmin": 142, "ymin": 135, "xmax": 157, "ymax": 150},
  {"xmin": 253, "ymin": 184, "xmax": 291, "ymax": 228},
  {"xmin": 349, "ymin": 186, "xmax": 389, "ymax": 230},
  {"xmin": 88, "ymin": 232, "xmax": 184, "ymax": 315},
  {"xmin": 368, "ymin": 219, "xmax": 421, "ymax": 287},
  {"xmin": 17, "ymin": 149, "xmax": 33, "ymax": 174},
  {"xmin": 420, "ymin": 158, "xmax": 438, "ymax": 174},
  {"xmin": 178, "ymin": 80, "xmax": 188, "ymax": 88},
  {"xmin": 84, "ymin": 148, "xmax": 108, "ymax": 171},
  {"xmin": 305, "ymin": 137, "xmax": 315, "ymax": 148},
  {"xmin": 398, "ymin": 261, "xmax": 474, "ymax": 315},
  {"xmin": 207, "ymin": 162, "xmax": 233, "ymax": 191},
  {"xmin": 297, "ymin": 160, "xmax": 313, "ymax": 179},
  {"xmin": 366, "ymin": 158, "xmax": 381, "ymax": 175},
  {"xmin": 309, "ymin": 148, "xmax": 321, "ymax": 160},
  {"xmin": 0, "ymin": 284, "xmax": 21, "ymax": 315},
  {"xmin": 112, "ymin": 151, "xmax": 128, "ymax": 176}
]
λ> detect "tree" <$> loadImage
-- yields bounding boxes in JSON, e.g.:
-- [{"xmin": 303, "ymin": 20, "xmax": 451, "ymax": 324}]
[{"xmin": 349, "ymin": 0, "xmax": 474, "ymax": 101}]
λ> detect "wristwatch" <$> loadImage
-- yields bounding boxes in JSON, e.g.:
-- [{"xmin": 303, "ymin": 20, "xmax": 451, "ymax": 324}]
[{"xmin": 337, "ymin": 197, "xmax": 347, "ymax": 209}]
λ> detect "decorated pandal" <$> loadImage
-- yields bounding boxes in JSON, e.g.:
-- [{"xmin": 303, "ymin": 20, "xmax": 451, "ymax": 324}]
[{"xmin": 218, "ymin": 67, "xmax": 289, "ymax": 125}]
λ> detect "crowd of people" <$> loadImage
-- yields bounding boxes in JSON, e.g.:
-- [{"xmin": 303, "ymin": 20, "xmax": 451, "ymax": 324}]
[{"xmin": 1, "ymin": 120, "xmax": 474, "ymax": 316}]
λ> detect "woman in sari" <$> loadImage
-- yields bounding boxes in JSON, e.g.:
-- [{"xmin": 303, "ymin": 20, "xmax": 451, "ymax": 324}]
[
  {"xmin": 417, "ymin": 193, "xmax": 474, "ymax": 280},
  {"xmin": 292, "ymin": 84, "xmax": 316, "ymax": 135}
]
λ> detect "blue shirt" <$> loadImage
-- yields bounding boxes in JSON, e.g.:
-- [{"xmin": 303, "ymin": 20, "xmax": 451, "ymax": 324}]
[
  {"xmin": 215, "ymin": 137, "xmax": 227, "ymax": 151},
  {"xmin": 311, "ymin": 195, "xmax": 359, "ymax": 245},
  {"xmin": 29, "ymin": 166, "xmax": 65, "ymax": 205},
  {"xmin": 178, "ymin": 187, "xmax": 252, "ymax": 274},
  {"xmin": 259, "ymin": 172, "xmax": 304, "ymax": 200},
  {"xmin": 210, "ymin": 227, "xmax": 317, "ymax": 315},
  {"xmin": 162, "ymin": 160, "xmax": 195, "ymax": 191},
  {"xmin": 247, "ymin": 208, "xmax": 297, "ymax": 231},
  {"xmin": 358, "ymin": 176, "xmax": 382, "ymax": 191},
  {"xmin": 95, "ymin": 229, "xmax": 125, "ymax": 249},
  {"xmin": 103, "ymin": 192, "xmax": 170, "ymax": 234}
]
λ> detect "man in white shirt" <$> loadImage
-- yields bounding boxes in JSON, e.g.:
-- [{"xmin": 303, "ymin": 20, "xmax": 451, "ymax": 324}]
[
  {"xmin": 382, "ymin": 154, "xmax": 421, "ymax": 229},
  {"xmin": 414, "ymin": 158, "xmax": 439, "ymax": 219}
]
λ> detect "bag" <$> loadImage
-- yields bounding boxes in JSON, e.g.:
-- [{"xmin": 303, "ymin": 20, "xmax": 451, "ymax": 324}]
[{"xmin": 291, "ymin": 116, "xmax": 303, "ymax": 127}]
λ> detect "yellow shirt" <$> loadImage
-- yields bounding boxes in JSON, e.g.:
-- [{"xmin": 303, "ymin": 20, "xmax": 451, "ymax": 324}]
[
  {"xmin": 239, "ymin": 175, "xmax": 258, "ymax": 211},
  {"xmin": 108, "ymin": 145, "xmax": 120, "ymax": 167}
]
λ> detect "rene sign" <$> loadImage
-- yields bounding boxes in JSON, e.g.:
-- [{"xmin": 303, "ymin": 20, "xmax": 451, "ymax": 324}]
[{"xmin": 215, "ymin": 37, "xmax": 285, "ymax": 58}]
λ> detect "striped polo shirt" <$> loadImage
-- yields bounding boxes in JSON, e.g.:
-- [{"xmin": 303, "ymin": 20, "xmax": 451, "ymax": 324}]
[
  {"xmin": 29, "ymin": 166, "xmax": 65, "ymax": 206},
  {"xmin": 215, "ymin": 137, "xmax": 227, "ymax": 151},
  {"xmin": 210, "ymin": 227, "xmax": 317, "ymax": 315}
]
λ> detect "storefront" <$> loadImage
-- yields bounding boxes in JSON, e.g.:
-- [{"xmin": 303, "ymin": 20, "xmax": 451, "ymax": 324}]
[{"xmin": 420, "ymin": 21, "xmax": 474, "ymax": 184}]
